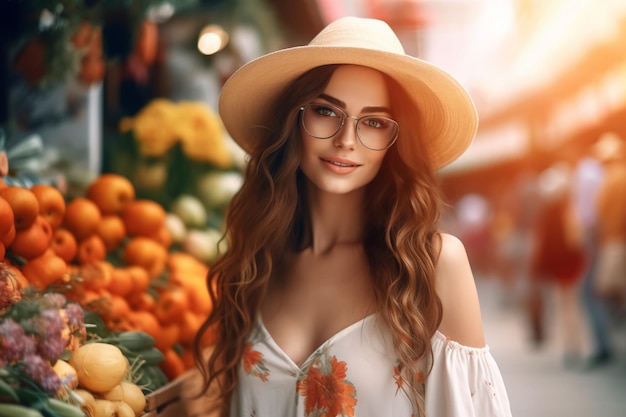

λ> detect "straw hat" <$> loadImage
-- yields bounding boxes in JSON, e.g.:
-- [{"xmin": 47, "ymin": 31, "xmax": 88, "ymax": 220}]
[{"xmin": 219, "ymin": 16, "xmax": 478, "ymax": 169}]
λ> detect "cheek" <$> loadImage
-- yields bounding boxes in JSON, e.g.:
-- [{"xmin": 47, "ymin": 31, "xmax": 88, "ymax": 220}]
[
  {"xmin": 366, "ymin": 152, "xmax": 387, "ymax": 177},
  {"xmin": 299, "ymin": 130, "xmax": 326, "ymax": 160},
  {"xmin": 299, "ymin": 135, "xmax": 318, "ymax": 175}
]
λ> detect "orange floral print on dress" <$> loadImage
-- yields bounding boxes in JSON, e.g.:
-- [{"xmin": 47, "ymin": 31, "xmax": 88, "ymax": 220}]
[
  {"xmin": 297, "ymin": 350, "xmax": 357, "ymax": 417},
  {"xmin": 393, "ymin": 365, "xmax": 405, "ymax": 394},
  {"xmin": 242, "ymin": 342, "xmax": 270, "ymax": 381},
  {"xmin": 394, "ymin": 363, "xmax": 424, "ymax": 397}
]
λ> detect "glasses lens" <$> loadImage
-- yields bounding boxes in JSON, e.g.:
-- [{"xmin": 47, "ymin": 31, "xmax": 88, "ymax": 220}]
[
  {"xmin": 301, "ymin": 103, "xmax": 399, "ymax": 150},
  {"xmin": 302, "ymin": 104, "xmax": 343, "ymax": 139},
  {"xmin": 357, "ymin": 117, "xmax": 398, "ymax": 150}
]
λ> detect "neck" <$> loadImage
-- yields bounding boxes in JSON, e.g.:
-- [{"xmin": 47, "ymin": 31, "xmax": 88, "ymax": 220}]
[{"xmin": 306, "ymin": 183, "xmax": 367, "ymax": 254}]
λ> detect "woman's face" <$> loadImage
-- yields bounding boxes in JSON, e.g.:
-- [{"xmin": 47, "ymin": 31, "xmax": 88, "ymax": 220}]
[{"xmin": 299, "ymin": 65, "xmax": 393, "ymax": 196}]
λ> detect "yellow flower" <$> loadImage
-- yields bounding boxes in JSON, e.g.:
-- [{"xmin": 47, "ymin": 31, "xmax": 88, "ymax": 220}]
[
  {"xmin": 118, "ymin": 99, "xmax": 233, "ymax": 165},
  {"xmin": 119, "ymin": 99, "xmax": 180, "ymax": 157},
  {"xmin": 176, "ymin": 101, "xmax": 232, "ymax": 168}
]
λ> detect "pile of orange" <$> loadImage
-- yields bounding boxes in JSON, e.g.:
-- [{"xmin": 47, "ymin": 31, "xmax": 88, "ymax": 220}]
[{"xmin": 0, "ymin": 174, "xmax": 213, "ymax": 381}]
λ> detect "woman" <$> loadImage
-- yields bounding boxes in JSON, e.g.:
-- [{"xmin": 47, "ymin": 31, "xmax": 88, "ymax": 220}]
[
  {"xmin": 529, "ymin": 163, "xmax": 587, "ymax": 364},
  {"xmin": 195, "ymin": 16, "xmax": 512, "ymax": 417}
]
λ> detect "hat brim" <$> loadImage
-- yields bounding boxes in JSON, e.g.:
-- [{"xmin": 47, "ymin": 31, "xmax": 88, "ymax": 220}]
[{"xmin": 219, "ymin": 45, "xmax": 478, "ymax": 169}]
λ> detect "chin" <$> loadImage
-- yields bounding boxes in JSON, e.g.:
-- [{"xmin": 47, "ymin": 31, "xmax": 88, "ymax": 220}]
[{"xmin": 309, "ymin": 178, "xmax": 369, "ymax": 196}]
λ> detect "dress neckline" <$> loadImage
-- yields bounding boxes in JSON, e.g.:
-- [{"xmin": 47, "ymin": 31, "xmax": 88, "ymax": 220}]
[{"xmin": 256, "ymin": 313, "xmax": 378, "ymax": 370}]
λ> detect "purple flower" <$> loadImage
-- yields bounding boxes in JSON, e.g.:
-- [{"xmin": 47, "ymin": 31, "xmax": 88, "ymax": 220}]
[
  {"xmin": 40, "ymin": 309, "xmax": 67, "ymax": 361},
  {"xmin": 23, "ymin": 309, "xmax": 67, "ymax": 362},
  {"xmin": 0, "ymin": 319, "xmax": 36, "ymax": 363},
  {"xmin": 21, "ymin": 354, "xmax": 61, "ymax": 395},
  {"xmin": 39, "ymin": 293, "xmax": 66, "ymax": 310},
  {"xmin": 64, "ymin": 303, "xmax": 85, "ymax": 330}
]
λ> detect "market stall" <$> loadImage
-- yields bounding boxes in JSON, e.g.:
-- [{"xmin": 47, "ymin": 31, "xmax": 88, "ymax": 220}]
[{"xmin": 0, "ymin": 1, "xmax": 271, "ymax": 416}]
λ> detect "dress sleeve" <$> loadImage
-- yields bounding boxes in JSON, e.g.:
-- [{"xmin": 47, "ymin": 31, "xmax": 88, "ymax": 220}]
[{"xmin": 424, "ymin": 332, "xmax": 513, "ymax": 417}]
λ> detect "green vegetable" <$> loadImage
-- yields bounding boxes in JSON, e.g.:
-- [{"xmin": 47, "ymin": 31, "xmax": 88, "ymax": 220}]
[
  {"xmin": 0, "ymin": 404, "xmax": 44, "ymax": 417},
  {"xmin": 128, "ymin": 346, "xmax": 164, "ymax": 366},
  {"xmin": 46, "ymin": 399, "xmax": 86, "ymax": 417},
  {"xmin": 0, "ymin": 378, "xmax": 19, "ymax": 402},
  {"xmin": 137, "ymin": 365, "xmax": 169, "ymax": 393},
  {"xmin": 113, "ymin": 331, "xmax": 156, "ymax": 351}
]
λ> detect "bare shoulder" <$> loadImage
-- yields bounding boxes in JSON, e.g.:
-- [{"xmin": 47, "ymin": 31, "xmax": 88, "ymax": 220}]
[{"xmin": 434, "ymin": 233, "xmax": 485, "ymax": 347}]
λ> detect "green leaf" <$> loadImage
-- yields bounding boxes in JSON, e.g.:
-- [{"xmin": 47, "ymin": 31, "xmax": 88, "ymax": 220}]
[{"xmin": 0, "ymin": 378, "xmax": 19, "ymax": 402}]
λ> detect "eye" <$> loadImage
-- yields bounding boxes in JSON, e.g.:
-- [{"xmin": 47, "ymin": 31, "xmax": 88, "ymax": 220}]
[
  {"xmin": 312, "ymin": 104, "xmax": 341, "ymax": 119},
  {"xmin": 362, "ymin": 117, "xmax": 390, "ymax": 129}
]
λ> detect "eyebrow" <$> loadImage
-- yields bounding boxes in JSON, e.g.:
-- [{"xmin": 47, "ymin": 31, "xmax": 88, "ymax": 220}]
[{"xmin": 318, "ymin": 93, "xmax": 393, "ymax": 115}]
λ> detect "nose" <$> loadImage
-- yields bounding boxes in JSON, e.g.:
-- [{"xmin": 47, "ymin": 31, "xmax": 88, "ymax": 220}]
[{"xmin": 333, "ymin": 116, "xmax": 359, "ymax": 149}]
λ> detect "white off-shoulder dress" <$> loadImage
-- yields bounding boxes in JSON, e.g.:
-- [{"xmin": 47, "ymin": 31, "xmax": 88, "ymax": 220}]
[{"xmin": 231, "ymin": 314, "xmax": 512, "ymax": 417}]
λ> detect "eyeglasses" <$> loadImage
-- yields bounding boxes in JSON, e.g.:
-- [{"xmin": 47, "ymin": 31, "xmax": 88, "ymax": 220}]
[{"xmin": 299, "ymin": 103, "xmax": 399, "ymax": 151}]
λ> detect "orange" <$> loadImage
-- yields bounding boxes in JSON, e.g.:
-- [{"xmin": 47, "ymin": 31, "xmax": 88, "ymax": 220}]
[
  {"xmin": 183, "ymin": 278, "xmax": 213, "ymax": 316},
  {"xmin": 22, "ymin": 252, "xmax": 68, "ymax": 291},
  {"xmin": 50, "ymin": 228, "xmax": 78, "ymax": 263},
  {"xmin": 10, "ymin": 215, "xmax": 53, "ymax": 260},
  {"xmin": 122, "ymin": 199, "xmax": 166, "ymax": 237},
  {"xmin": 0, "ymin": 186, "xmax": 39, "ymax": 230},
  {"xmin": 76, "ymin": 234, "xmax": 107, "ymax": 265},
  {"xmin": 0, "ymin": 242, "xmax": 4, "ymax": 260},
  {"xmin": 63, "ymin": 197, "xmax": 102, "ymax": 241},
  {"xmin": 102, "ymin": 294, "xmax": 131, "ymax": 324},
  {"xmin": 178, "ymin": 310, "xmax": 204, "ymax": 346},
  {"xmin": 0, "ymin": 196, "xmax": 15, "ymax": 238},
  {"xmin": 95, "ymin": 214, "xmax": 126, "ymax": 252},
  {"xmin": 154, "ymin": 286, "xmax": 188, "ymax": 325},
  {"xmin": 155, "ymin": 322, "xmax": 180, "ymax": 352},
  {"xmin": 167, "ymin": 270, "xmax": 199, "ymax": 291},
  {"xmin": 147, "ymin": 225, "xmax": 172, "ymax": 249},
  {"xmin": 159, "ymin": 348, "xmax": 186, "ymax": 381},
  {"xmin": 1, "ymin": 223, "xmax": 15, "ymax": 247},
  {"xmin": 166, "ymin": 251, "xmax": 209, "ymax": 276},
  {"xmin": 79, "ymin": 289, "xmax": 103, "ymax": 306},
  {"xmin": 107, "ymin": 267, "xmax": 133, "ymax": 298},
  {"xmin": 123, "ymin": 236, "xmax": 167, "ymax": 279},
  {"xmin": 30, "ymin": 184, "xmax": 66, "ymax": 229},
  {"xmin": 86, "ymin": 173, "xmax": 135, "ymax": 215},
  {"xmin": 126, "ymin": 265, "xmax": 151, "ymax": 294},
  {"xmin": 128, "ymin": 291, "xmax": 156, "ymax": 312},
  {"xmin": 78, "ymin": 260, "xmax": 113, "ymax": 291},
  {"xmin": 180, "ymin": 347, "xmax": 196, "ymax": 370},
  {"xmin": 128, "ymin": 310, "xmax": 161, "ymax": 340}
]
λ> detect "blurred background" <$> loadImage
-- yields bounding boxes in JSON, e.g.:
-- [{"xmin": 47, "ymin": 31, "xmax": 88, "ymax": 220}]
[{"xmin": 1, "ymin": 0, "xmax": 626, "ymax": 416}]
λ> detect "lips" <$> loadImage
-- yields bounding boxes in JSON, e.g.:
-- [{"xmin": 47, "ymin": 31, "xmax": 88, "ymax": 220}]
[
  {"xmin": 320, "ymin": 156, "xmax": 361, "ymax": 174},
  {"xmin": 321, "ymin": 157, "xmax": 360, "ymax": 167}
]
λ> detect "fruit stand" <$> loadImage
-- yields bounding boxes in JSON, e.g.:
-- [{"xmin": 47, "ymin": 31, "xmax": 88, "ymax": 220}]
[
  {"xmin": 0, "ymin": 78, "xmax": 243, "ymax": 416},
  {"xmin": 0, "ymin": 79, "xmax": 241, "ymax": 417},
  {"xmin": 0, "ymin": 1, "xmax": 256, "ymax": 416},
  {"xmin": 0, "ymin": 166, "xmax": 231, "ymax": 416}
]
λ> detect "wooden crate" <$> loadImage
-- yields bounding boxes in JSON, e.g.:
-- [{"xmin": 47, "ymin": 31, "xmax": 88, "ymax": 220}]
[{"xmin": 142, "ymin": 369, "xmax": 219, "ymax": 417}]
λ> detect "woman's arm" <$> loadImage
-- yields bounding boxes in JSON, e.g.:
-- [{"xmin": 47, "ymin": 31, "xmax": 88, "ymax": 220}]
[{"xmin": 434, "ymin": 233, "xmax": 486, "ymax": 348}]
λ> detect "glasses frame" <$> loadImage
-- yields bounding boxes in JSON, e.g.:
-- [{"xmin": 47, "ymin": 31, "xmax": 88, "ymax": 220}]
[{"xmin": 299, "ymin": 103, "xmax": 399, "ymax": 151}]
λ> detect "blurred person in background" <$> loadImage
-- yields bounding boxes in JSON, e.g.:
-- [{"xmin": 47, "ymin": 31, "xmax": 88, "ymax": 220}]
[
  {"xmin": 593, "ymin": 132, "xmax": 626, "ymax": 325},
  {"xmin": 572, "ymin": 146, "xmax": 614, "ymax": 368},
  {"xmin": 195, "ymin": 16, "xmax": 512, "ymax": 417},
  {"xmin": 490, "ymin": 170, "xmax": 541, "ymax": 308},
  {"xmin": 528, "ymin": 162, "xmax": 587, "ymax": 367}
]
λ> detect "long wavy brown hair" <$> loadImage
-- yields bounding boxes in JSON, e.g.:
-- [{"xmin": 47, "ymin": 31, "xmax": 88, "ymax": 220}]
[{"xmin": 194, "ymin": 64, "xmax": 444, "ymax": 416}]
